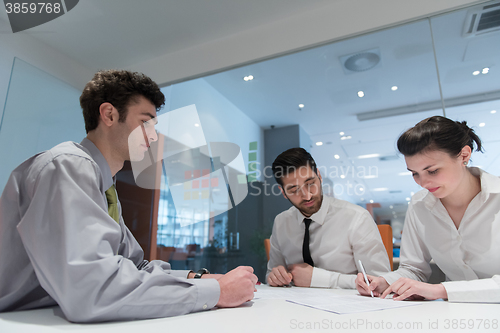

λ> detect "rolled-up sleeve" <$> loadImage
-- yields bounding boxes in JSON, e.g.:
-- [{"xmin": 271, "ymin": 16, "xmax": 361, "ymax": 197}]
[
  {"xmin": 442, "ymin": 275, "xmax": 500, "ymax": 303},
  {"xmin": 17, "ymin": 154, "xmax": 220, "ymax": 322}
]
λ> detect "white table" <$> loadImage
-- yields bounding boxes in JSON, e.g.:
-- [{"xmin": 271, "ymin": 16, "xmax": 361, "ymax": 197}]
[{"xmin": 1, "ymin": 285, "xmax": 499, "ymax": 333}]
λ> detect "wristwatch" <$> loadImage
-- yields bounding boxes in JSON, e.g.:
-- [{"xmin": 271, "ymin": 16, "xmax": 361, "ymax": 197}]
[{"xmin": 194, "ymin": 268, "xmax": 210, "ymax": 278}]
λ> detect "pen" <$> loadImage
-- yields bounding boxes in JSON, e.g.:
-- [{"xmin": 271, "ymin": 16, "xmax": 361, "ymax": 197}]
[{"xmin": 358, "ymin": 259, "xmax": 374, "ymax": 297}]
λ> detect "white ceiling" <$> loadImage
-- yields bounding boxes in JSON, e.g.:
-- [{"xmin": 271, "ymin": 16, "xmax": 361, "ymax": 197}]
[{"xmin": 0, "ymin": 0, "xmax": 336, "ymax": 70}]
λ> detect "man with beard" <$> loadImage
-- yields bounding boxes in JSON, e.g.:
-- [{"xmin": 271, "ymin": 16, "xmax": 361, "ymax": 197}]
[{"xmin": 266, "ymin": 148, "xmax": 390, "ymax": 288}]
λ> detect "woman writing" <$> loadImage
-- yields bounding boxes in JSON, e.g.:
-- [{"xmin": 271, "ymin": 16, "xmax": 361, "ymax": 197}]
[{"xmin": 356, "ymin": 115, "xmax": 500, "ymax": 302}]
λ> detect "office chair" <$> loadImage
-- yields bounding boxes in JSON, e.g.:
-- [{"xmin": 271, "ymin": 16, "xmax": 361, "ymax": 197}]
[
  {"xmin": 377, "ymin": 224, "xmax": 393, "ymax": 271},
  {"xmin": 264, "ymin": 238, "xmax": 271, "ymax": 261}
]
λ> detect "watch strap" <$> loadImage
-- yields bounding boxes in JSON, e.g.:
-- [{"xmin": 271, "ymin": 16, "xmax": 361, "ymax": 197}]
[{"xmin": 194, "ymin": 268, "xmax": 210, "ymax": 278}]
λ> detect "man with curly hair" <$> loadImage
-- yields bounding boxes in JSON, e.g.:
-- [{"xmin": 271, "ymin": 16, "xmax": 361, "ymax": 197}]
[{"xmin": 0, "ymin": 70, "xmax": 257, "ymax": 322}]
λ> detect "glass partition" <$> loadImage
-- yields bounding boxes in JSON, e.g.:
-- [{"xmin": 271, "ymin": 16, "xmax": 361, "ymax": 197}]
[
  {"xmin": 156, "ymin": 1, "xmax": 500, "ymax": 279},
  {"xmin": 0, "ymin": 57, "xmax": 83, "ymax": 191}
]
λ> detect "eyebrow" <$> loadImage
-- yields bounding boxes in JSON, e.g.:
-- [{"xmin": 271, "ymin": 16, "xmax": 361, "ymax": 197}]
[
  {"xmin": 407, "ymin": 165, "xmax": 435, "ymax": 172},
  {"xmin": 142, "ymin": 112, "xmax": 158, "ymax": 124},
  {"xmin": 285, "ymin": 176, "xmax": 316, "ymax": 189}
]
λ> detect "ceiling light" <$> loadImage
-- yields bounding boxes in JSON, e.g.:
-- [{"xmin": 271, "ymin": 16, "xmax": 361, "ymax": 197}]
[
  {"xmin": 410, "ymin": 192, "xmax": 414, "ymax": 196},
  {"xmin": 362, "ymin": 175, "xmax": 377, "ymax": 179},
  {"xmin": 298, "ymin": 104, "xmax": 304, "ymax": 108},
  {"xmin": 479, "ymin": 122, "xmax": 485, "ymax": 127},
  {"xmin": 491, "ymin": 110, "xmax": 497, "ymax": 114},
  {"xmin": 340, "ymin": 175, "xmax": 346, "ymax": 179},
  {"xmin": 482, "ymin": 68, "xmax": 489, "ymax": 74},
  {"xmin": 194, "ymin": 123, "xmax": 200, "ymax": 127},
  {"xmin": 359, "ymin": 187, "xmax": 364, "ymax": 192},
  {"xmin": 340, "ymin": 135, "xmax": 352, "ymax": 140},
  {"xmin": 369, "ymin": 200, "xmax": 374, "ymax": 203},
  {"xmin": 372, "ymin": 188, "xmax": 388, "ymax": 191},
  {"xmin": 358, "ymin": 153, "xmax": 380, "ymax": 159},
  {"xmin": 334, "ymin": 154, "xmax": 340, "ymax": 159},
  {"xmin": 389, "ymin": 205, "xmax": 393, "ymax": 209},
  {"xmin": 243, "ymin": 75, "xmax": 254, "ymax": 81},
  {"xmin": 406, "ymin": 197, "xmax": 411, "ymax": 201},
  {"xmin": 339, "ymin": 132, "xmax": 345, "ymax": 136},
  {"xmin": 473, "ymin": 71, "xmax": 480, "ymax": 76},
  {"xmin": 316, "ymin": 142, "xmax": 323, "ymax": 146},
  {"xmin": 358, "ymin": 91, "xmax": 365, "ymax": 98},
  {"xmin": 391, "ymin": 86, "xmax": 398, "ymax": 91},
  {"xmin": 398, "ymin": 171, "xmax": 412, "ymax": 176}
]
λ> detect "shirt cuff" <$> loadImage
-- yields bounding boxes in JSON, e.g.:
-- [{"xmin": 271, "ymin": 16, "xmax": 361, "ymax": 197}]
[
  {"xmin": 310, "ymin": 267, "xmax": 356, "ymax": 289},
  {"xmin": 442, "ymin": 278, "xmax": 500, "ymax": 303},
  {"xmin": 310, "ymin": 267, "xmax": 331, "ymax": 288},
  {"xmin": 381, "ymin": 272, "xmax": 402, "ymax": 285},
  {"xmin": 170, "ymin": 270, "xmax": 192, "ymax": 278},
  {"xmin": 190, "ymin": 278, "xmax": 221, "ymax": 311}
]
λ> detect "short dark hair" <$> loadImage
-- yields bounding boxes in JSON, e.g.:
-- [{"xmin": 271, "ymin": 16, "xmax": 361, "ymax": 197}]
[
  {"xmin": 80, "ymin": 70, "xmax": 165, "ymax": 133},
  {"xmin": 272, "ymin": 148, "xmax": 318, "ymax": 186},
  {"xmin": 397, "ymin": 116, "xmax": 483, "ymax": 157}
]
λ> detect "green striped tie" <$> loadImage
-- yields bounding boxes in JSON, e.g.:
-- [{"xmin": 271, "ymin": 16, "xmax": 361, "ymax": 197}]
[{"xmin": 105, "ymin": 185, "xmax": 120, "ymax": 224}]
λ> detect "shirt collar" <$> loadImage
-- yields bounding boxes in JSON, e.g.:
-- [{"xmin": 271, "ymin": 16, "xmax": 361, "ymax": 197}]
[
  {"xmin": 295, "ymin": 195, "xmax": 330, "ymax": 226},
  {"xmin": 80, "ymin": 138, "xmax": 114, "ymax": 191},
  {"xmin": 420, "ymin": 167, "xmax": 500, "ymax": 210}
]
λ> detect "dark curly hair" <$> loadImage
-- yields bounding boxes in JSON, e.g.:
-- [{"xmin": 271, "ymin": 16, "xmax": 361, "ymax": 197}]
[
  {"xmin": 397, "ymin": 116, "xmax": 483, "ymax": 157},
  {"xmin": 80, "ymin": 70, "xmax": 165, "ymax": 133}
]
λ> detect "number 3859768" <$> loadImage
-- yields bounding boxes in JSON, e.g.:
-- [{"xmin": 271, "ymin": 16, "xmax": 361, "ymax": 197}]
[{"xmin": 5, "ymin": 3, "xmax": 62, "ymax": 14}]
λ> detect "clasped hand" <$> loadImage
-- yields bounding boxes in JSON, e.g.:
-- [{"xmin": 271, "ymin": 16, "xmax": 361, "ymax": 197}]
[{"xmin": 267, "ymin": 263, "xmax": 313, "ymax": 287}]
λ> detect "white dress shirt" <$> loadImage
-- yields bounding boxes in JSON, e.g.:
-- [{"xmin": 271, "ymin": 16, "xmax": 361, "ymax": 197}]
[
  {"xmin": 382, "ymin": 168, "xmax": 500, "ymax": 303},
  {"xmin": 0, "ymin": 139, "xmax": 220, "ymax": 322},
  {"xmin": 267, "ymin": 195, "xmax": 391, "ymax": 289}
]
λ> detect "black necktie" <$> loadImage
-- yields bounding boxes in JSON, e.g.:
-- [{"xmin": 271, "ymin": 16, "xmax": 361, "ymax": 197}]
[{"xmin": 302, "ymin": 218, "xmax": 314, "ymax": 266}]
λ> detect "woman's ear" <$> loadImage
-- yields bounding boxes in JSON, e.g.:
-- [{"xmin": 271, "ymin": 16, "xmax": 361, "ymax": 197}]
[{"xmin": 460, "ymin": 145, "xmax": 472, "ymax": 164}]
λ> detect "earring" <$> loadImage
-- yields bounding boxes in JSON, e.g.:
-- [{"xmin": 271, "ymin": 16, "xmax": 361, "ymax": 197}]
[{"xmin": 463, "ymin": 161, "xmax": 468, "ymax": 166}]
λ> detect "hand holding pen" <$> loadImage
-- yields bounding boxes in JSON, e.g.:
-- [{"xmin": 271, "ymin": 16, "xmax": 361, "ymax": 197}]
[
  {"xmin": 358, "ymin": 260, "xmax": 374, "ymax": 297},
  {"xmin": 355, "ymin": 260, "xmax": 391, "ymax": 297}
]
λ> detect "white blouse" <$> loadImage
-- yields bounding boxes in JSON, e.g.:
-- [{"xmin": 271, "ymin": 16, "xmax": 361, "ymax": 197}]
[{"xmin": 383, "ymin": 167, "xmax": 500, "ymax": 303}]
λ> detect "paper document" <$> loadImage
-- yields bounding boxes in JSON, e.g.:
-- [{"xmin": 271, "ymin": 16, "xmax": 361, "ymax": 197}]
[
  {"xmin": 286, "ymin": 294, "xmax": 418, "ymax": 314},
  {"xmin": 255, "ymin": 287, "xmax": 420, "ymax": 314},
  {"xmin": 255, "ymin": 286, "xmax": 330, "ymax": 300}
]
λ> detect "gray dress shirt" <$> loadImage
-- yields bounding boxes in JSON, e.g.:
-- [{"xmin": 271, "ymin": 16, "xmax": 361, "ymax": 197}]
[{"xmin": 0, "ymin": 139, "xmax": 220, "ymax": 322}]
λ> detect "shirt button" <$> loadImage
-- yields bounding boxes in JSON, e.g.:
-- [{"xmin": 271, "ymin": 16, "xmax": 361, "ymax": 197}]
[{"xmin": 203, "ymin": 304, "xmax": 208, "ymax": 309}]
